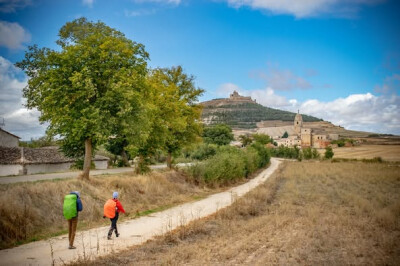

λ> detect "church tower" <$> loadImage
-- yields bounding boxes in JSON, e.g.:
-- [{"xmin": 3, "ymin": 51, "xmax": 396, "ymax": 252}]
[{"xmin": 294, "ymin": 110, "xmax": 303, "ymax": 136}]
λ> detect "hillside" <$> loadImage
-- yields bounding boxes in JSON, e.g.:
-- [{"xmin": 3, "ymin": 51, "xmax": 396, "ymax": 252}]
[{"xmin": 201, "ymin": 100, "xmax": 322, "ymax": 129}]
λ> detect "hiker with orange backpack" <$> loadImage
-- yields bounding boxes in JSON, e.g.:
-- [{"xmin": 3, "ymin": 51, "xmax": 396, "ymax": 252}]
[{"xmin": 103, "ymin": 191, "xmax": 125, "ymax": 240}]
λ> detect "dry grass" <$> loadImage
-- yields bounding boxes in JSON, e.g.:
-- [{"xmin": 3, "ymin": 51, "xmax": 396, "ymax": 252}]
[
  {"xmin": 79, "ymin": 160, "xmax": 400, "ymax": 265},
  {"xmin": 332, "ymin": 144, "xmax": 400, "ymax": 161},
  {"xmin": 0, "ymin": 169, "xmax": 227, "ymax": 249}
]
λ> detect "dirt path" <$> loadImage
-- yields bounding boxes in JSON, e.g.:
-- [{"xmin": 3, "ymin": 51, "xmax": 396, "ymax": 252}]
[
  {"xmin": 0, "ymin": 163, "xmax": 190, "ymax": 184},
  {"xmin": 0, "ymin": 158, "xmax": 281, "ymax": 265}
]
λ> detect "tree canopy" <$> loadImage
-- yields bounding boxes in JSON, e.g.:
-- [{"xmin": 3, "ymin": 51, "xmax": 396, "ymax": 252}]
[
  {"xmin": 203, "ymin": 124, "xmax": 234, "ymax": 146},
  {"xmin": 16, "ymin": 18, "xmax": 150, "ymax": 179},
  {"xmin": 135, "ymin": 66, "xmax": 204, "ymax": 170}
]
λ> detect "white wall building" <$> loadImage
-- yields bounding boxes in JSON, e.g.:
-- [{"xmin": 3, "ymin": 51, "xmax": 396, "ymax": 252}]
[{"xmin": 0, "ymin": 128, "xmax": 20, "ymax": 148}]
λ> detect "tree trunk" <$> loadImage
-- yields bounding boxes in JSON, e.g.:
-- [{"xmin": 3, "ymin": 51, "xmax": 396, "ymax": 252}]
[
  {"xmin": 135, "ymin": 155, "xmax": 150, "ymax": 174},
  {"xmin": 135, "ymin": 155, "xmax": 144, "ymax": 174},
  {"xmin": 79, "ymin": 138, "xmax": 92, "ymax": 180},
  {"xmin": 121, "ymin": 149, "xmax": 129, "ymax": 167},
  {"xmin": 167, "ymin": 152, "xmax": 172, "ymax": 169}
]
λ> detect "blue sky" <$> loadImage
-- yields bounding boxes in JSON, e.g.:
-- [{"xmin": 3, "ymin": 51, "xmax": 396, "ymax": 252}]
[{"xmin": 1, "ymin": 0, "xmax": 399, "ymax": 140}]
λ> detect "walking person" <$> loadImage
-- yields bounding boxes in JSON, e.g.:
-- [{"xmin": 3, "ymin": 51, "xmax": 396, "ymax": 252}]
[
  {"xmin": 63, "ymin": 191, "xmax": 83, "ymax": 249},
  {"xmin": 103, "ymin": 191, "xmax": 125, "ymax": 240}
]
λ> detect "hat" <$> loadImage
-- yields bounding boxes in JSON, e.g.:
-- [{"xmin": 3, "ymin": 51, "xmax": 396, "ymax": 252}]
[
  {"xmin": 71, "ymin": 191, "xmax": 80, "ymax": 197},
  {"xmin": 113, "ymin": 191, "xmax": 119, "ymax": 199}
]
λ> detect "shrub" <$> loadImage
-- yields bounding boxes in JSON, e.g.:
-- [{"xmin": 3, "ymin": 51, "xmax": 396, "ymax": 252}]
[
  {"xmin": 203, "ymin": 150, "xmax": 246, "ymax": 184},
  {"xmin": 243, "ymin": 147, "xmax": 261, "ymax": 177},
  {"xmin": 250, "ymin": 142, "xmax": 270, "ymax": 168},
  {"xmin": 312, "ymin": 148, "xmax": 320, "ymax": 159},
  {"xmin": 302, "ymin": 147, "xmax": 313, "ymax": 160},
  {"xmin": 270, "ymin": 145, "xmax": 300, "ymax": 159},
  {"xmin": 190, "ymin": 143, "xmax": 218, "ymax": 161},
  {"xmin": 361, "ymin": 157, "xmax": 383, "ymax": 163},
  {"xmin": 324, "ymin": 146, "xmax": 334, "ymax": 159},
  {"xmin": 202, "ymin": 124, "xmax": 234, "ymax": 146},
  {"xmin": 186, "ymin": 144, "xmax": 270, "ymax": 185},
  {"xmin": 252, "ymin": 133, "xmax": 272, "ymax": 145}
]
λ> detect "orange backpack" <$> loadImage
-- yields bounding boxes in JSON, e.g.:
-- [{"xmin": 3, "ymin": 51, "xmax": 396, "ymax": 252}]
[{"xmin": 104, "ymin": 199, "xmax": 117, "ymax": 218}]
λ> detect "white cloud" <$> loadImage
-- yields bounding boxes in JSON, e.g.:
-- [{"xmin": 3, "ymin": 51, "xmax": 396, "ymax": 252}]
[
  {"xmin": 375, "ymin": 73, "xmax": 400, "ymax": 94},
  {"xmin": 0, "ymin": 0, "xmax": 32, "ymax": 13},
  {"xmin": 251, "ymin": 66, "xmax": 312, "ymax": 91},
  {"xmin": 0, "ymin": 21, "xmax": 31, "ymax": 50},
  {"xmin": 0, "ymin": 56, "xmax": 46, "ymax": 140},
  {"xmin": 216, "ymin": 82, "xmax": 241, "ymax": 97},
  {"xmin": 133, "ymin": 0, "xmax": 181, "ymax": 5},
  {"xmin": 225, "ymin": 0, "xmax": 385, "ymax": 18},
  {"xmin": 249, "ymin": 87, "xmax": 295, "ymax": 108},
  {"xmin": 82, "ymin": 0, "xmax": 94, "ymax": 7},
  {"xmin": 298, "ymin": 93, "xmax": 400, "ymax": 134},
  {"xmin": 234, "ymin": 81, "xmax": 400, "ymax": 134},
  {"xmin": 124, "ymin": 8, "xmax": 157, "ymax": 17}
]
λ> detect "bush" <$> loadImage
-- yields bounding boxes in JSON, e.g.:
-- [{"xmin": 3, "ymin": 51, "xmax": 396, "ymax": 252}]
[
  {"xmin": 361, "ymin": 157, "xmax": 383, "ymax": 163},
  {"xmin": 203, "ymin": 150, "xmax": 246, "ymax": 184},
  {"xmin": 302, "ymin": 147, "xmax": 313, "ymax": 160},
  {"xmin": 250, "ymin": 143, "xmax": 270, "ymax": 168},
  {"xmin": 71, "ymin": 159, "xmax": 95, "ymax": 170},
  {"xmin": 186, "ymin": 144, "xmax": 270, "ymax": 185},
  {"xmin": 203, "ymin": 124, "xmax": 234, "ymax": 146},
  {"xmin": 270, "ymin": 145, "xmax": 300, "ymax": 159},
  {"xmin": 190, "ymin": 143, "xmax": 218, "ymax": 161},
  {"xmin": 252, "ymin": 133, "xmax": 272, "ymax": 145},
  {"xmin": 243, "ymin": 147, "xmax": 260, "ymax": 177},
  {"xmin": 324, "ymin": 146, "xmax": 334, "ymax": 159}
]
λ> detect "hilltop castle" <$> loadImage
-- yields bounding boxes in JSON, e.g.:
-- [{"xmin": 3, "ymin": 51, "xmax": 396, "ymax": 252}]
[
  {"xmin": 229, "ymin": 91, "xmax": 256, "ymax": 103},
  {"xmin": 202, "ymin": 91, "xmax": 256, "ymax": 107}
]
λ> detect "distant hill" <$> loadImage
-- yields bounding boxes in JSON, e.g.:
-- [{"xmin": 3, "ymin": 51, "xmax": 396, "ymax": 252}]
[{"xmin": 201, "ymin": 94, "xmax": 322, "ymax": 129}]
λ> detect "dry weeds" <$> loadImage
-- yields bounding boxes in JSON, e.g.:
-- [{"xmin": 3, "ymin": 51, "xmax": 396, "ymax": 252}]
[
  {"xmin": 0, "ymin": 170, "xmax": 224, "ymax": 249},
  {"xmin": 79, "ymin": 160, "xmax": 400, "ymax": 265}
]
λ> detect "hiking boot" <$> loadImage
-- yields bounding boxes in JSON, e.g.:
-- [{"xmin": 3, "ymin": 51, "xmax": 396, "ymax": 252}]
[{"xmin": 69, "ymin": 246, "xmax": 76, "ymax": 249}]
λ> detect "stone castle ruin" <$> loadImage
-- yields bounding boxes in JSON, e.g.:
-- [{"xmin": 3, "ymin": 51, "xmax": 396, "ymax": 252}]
[{"xmin": 202, "ymin": 90, "xmax": 256, "ymax": 107}]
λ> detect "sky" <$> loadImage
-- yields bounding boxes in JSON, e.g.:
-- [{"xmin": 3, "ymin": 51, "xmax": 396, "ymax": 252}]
[{"xmin": 0, "ymin": 0, "xmax": 399, "ymax": 140}]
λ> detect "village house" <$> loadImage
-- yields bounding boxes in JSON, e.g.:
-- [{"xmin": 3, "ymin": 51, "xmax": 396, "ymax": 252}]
[
  {"xmin": 0, "ymin": 128, "xmax": 20, "ymax": 148},
  {"xmin": 0, "ymin": 128, "xmax": 108, "ymax": 176}
]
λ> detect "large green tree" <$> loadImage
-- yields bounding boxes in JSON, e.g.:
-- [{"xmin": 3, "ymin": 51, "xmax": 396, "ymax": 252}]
[
  {"xmin": 163, "ymin": 66, "xmax": 203, "ymax": 168},
  {"xmin": 203, "ymin": 124, "xmax": 234, "ymax": 146},
  {"xmin": 136, "ymin": 66, "xmax": 203, "ymax": 170},
  {"xmin": 16, "ymin": 18, "xmax": 149, "ymax": 180}
]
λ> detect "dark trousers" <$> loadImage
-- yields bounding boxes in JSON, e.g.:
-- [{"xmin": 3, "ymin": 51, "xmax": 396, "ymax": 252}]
[
  {"xmin": 68, "ymin": 217, "xmax": 78, "ymax": 247},
  {"xmin": 108, "ymin": 212, "xmax": 119, "ymax": 237}
]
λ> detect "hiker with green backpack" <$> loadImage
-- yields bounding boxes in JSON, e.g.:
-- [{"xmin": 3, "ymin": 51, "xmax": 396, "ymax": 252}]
[{"xmin": 63, "ymin": 191, "xmax": 83, "ymax": 249}]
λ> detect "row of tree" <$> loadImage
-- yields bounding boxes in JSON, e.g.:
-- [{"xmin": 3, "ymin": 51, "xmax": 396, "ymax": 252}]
[{"xmin": 16, "ymin": 18, "xmax": 203, "ymax": 180}]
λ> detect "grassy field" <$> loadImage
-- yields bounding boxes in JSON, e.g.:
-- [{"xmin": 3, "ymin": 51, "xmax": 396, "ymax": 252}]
[
  {"xmin": 0, "ymin": 170, "xmax": 237, "ymax": 249},
  {"xmin": 80, "ymin": 160, "xmax": 400, "ymax": 265},
  {"xmin": 333, "ymin": 144, "xmax": 400, "ymax": 161}
]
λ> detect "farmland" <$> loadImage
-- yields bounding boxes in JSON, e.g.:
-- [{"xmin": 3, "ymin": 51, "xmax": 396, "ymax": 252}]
[{"xmin": 79, "ymin": 160, "xmax": 400, "ymax": 265}]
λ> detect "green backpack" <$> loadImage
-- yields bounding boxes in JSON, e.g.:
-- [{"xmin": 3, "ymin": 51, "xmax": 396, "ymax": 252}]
[{"xmin": 63, "ymin": 194, "xmax": 77, "ymax": 220}]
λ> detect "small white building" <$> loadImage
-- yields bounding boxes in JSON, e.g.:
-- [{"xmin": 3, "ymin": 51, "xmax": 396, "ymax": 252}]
[
  {"xmin": 0, "ymin": 146, "xmax": 108, "ymax": 176},
  {"xmin": 0, "ymin": 128, "xmax": 20, "ymax": 148}
]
